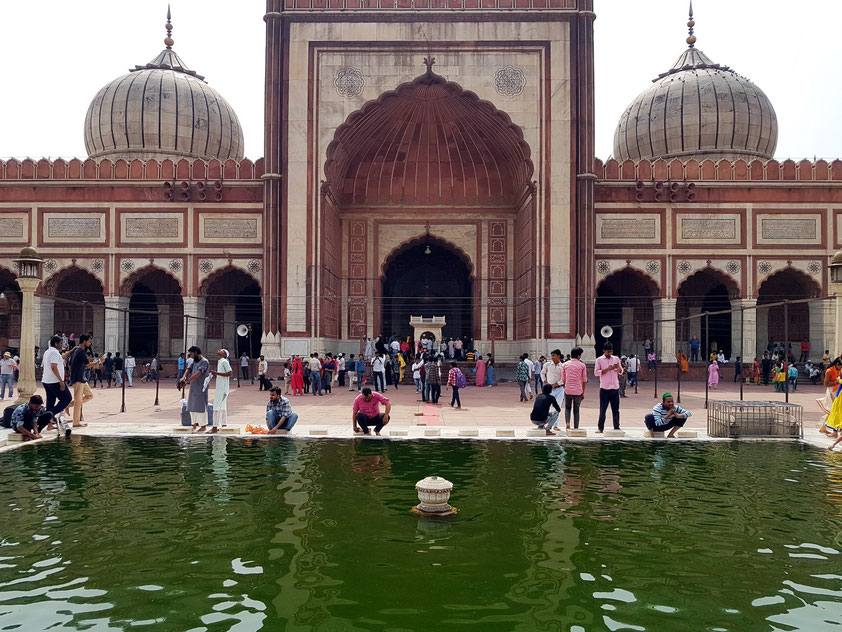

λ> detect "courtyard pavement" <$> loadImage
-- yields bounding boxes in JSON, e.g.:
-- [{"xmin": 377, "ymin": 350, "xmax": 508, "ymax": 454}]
[{"xmin": 1, "ymin": 375, "xmax": 838, "ymax": 452}]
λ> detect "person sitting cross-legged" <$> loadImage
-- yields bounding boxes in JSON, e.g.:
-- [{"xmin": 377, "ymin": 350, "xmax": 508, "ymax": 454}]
[
  {"xmin": 9, "ymin": 395, "xmax": 55, "ymax": 440},
  {"xmin": 266, "ymin": 387, "xmax": 298, "ymax": 434},
  {"xmin": 352, "ymin": 387, "xmax": 391, "ymax": 436},
  {"xmin": 644, "ymin": 393, "xmax": 691, "ymax": 438},
  {"xmin": 530, "ymin": 384, "xmax": 562, "ymax": 435}
]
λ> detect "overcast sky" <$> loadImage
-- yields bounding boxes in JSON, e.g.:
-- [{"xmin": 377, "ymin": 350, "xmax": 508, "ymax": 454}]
[{"xmin": 1, "ymin": 1, "xmax": 839, "ymax": 161}]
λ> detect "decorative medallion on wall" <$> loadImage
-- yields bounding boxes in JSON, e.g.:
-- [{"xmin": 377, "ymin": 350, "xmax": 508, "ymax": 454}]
[
  {"xmin": 168, "ymin": 259, "xmax": 182, "ymax": 273},
  {"xmin": 90, "ymin": 259, "xmax": 104, "ymax": 273},
  {"xmin": 645, "ymin": 260, "xmax": 661, "ymax": 276},
  {"xmin": 199, "ymin": 260, "xmax": 213, "ymax": 274},
  {"xmin": 120, "ymin": 259, "xmax": 135, "ymax": 273},
  {"xmin": 248, "ymin": 260, "xmax": 261, "ymax": 275},
  {"xmin": 494, "ymin": 66, "xmax": 526, "ymax": 97},
  {"xmin": 758, "ymin": 260, "xmax": 773, "ymax": 276},
  {"xmin": 334, "ymin": 67, "xmax": 365, "ymax": 98},
  {"xmin": 596, "ymin": 260, "xmax": 611, "ymax": 276},
  {"xmin": 43, "ymin": 259, "xmax": 57, "ymax": 274},
  {"xmin": 726, "ymin": 260, "xmax": 740, "ymax": 275},
  {"xmin": 677, "ymin": 260, "xmax": 692, "ymax": 276},
  {"xmin": 808, "ymin": 261, "xmax": 822, "ymax": 276}
]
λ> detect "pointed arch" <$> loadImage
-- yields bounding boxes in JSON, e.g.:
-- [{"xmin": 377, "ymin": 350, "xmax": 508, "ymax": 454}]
[
  {"xmin": 595, "ymin": 268, "xmax": 659, "ymax": 352},
  {"xmin": 379, "ymin": 233, "xmax": 475, "ymax": 280}
]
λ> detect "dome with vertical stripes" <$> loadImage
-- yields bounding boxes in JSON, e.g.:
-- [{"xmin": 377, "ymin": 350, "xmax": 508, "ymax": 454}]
[
  {"xmin": 83, "ymin": 15, "xmax": 243, "ymax": 162},
  {"xmin": 613, "ymin": 10, "xmax": 777, "ymax": 162}
]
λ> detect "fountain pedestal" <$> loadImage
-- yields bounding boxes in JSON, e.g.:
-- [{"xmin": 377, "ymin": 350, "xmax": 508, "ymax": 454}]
[{"xmin": 412, "ymin": 475, "xmax": 457, "ymax": 517}]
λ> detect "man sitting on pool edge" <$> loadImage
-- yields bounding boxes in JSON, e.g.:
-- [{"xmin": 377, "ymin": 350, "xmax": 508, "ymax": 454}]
[
  {"xmin": 266, "ymin": 386, "xmax": 299, "ymax": 434},
  {"xmin": 645, "ymin": 393, "xmax": 691, "ymax": 438},
  {"xmin": 353, "ymin": 387, "xmax": 391, "ymax": 436}
]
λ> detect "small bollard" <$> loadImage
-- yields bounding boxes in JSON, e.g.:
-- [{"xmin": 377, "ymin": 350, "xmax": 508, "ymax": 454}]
[{"xmin": 412, "ymin": 476, "xmax": 457, "ymax": 517}]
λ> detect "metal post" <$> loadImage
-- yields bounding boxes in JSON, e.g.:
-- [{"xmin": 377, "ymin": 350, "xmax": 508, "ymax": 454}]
[
  {"xmin": 154, "ymin": 367, "xmax": 160, "ymax": 406},
  {"xmin": 704, "ymin": 312, "xmax": 710, "ymax": 408},
  {"xmin": 81, "ymin": 300, "xmax": 88, "ymax": 340},
  {"xmin": 121, "ymin": 308, "xmax": 127, "ymax": 413},
  {"xmin": 738, "ymin": 307, "xmax": 746, "ymax": 401},
  {"xmin": 784, "ymin": 300, "xmax": 789, "ymax": 404},
  {"xmin": 676, "ymin": 354, "xmax": 681, "ymax": 404}
]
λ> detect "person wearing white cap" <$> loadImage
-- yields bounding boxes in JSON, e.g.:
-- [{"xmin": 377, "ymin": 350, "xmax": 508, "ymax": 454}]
[
  {"xmin": 210, "ymin": 349, "xmax": 232, "ymax": 433},
  {"xmin": 0, "ymin": 351, "xmax": 18, "ymax": 400},
  {"xmin": 337, "ymin": 353, "xmax": 347, "ymax": 388}
]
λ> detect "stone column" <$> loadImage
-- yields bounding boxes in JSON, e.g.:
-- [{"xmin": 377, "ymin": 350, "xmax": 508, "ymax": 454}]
[
  {"xmin": 104, "ymin": 296, "xmax": 130, "ymax": 354},
  {"xmin": 621, "ymin": 306, "xmax": 635, "ymax": 352},
  {"xmin": 730, "ymin": 299, "xmax": 757, "ymax": 362},
  {"xmin": 158, "ymin": 304, "xmax": 171, "ymax": 359},
  {"xmin": 653, "ymin": 298, "xmax": 677, "ymax": 363},
  {"xmin": 33, "ymin": 295, "xmax": 54, "ymax": 353},
  {"xmin": 755, "ymin": 304, "xmax": 769, "ymax": 360},
  {"xmin": 15, "ymin": 277, "xmax": 39, "ymax": 404},
  {"xmin": 184, "ymin": 297, "xmax": 206, "ymax": 352},
  {"xmin": 223, "ymin": 304, "xmax": 236, "ymax": 353},
  {"xmin": 811, "ymin": 298, "xmax": 836, "ymax": 361}
]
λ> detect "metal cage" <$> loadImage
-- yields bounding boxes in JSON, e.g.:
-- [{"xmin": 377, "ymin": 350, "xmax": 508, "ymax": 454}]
[{"xmin": 707, "ymin": 400, "xmax": 803, "ymax": 439}]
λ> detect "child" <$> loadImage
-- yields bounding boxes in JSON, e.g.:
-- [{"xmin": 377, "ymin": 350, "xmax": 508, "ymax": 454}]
[{"xmin": 283, "ymin": 362, "xmax": 291, "ymax": 396}]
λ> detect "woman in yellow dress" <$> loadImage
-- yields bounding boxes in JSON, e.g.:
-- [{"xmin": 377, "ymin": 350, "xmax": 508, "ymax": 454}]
[
  {"xmin": 398, "ymin": 353, "xmax": 406, "ymax": 383},
  {"xmin": 822, "ymin": 372, "xmax": 842, "ymax": 438}
]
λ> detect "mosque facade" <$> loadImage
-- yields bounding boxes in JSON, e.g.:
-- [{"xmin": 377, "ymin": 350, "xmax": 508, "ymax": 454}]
[{"xmin": 0, "ymin": 0, "xmax": 838, "ymax": 363}]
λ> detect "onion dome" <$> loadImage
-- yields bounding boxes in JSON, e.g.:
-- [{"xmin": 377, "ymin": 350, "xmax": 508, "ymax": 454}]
[
  {"xmin": 613, "ymin": 4, "xmax": 777, "ymax": 162},
  {"xmin": 83, "ymin": 9, "xmax": 244, "ymax": 161}
]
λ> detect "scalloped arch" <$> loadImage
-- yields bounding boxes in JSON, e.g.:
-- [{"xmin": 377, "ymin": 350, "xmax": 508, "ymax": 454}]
[
  {"xmin": 41, "ymin": 265, "xmax": 104, "ymax": 297},
  {"xmin": 199, "ymin": 264, "xmax": 261, "ymax": 297},
  {"xmin": 379, "ymin": 233, "xmax": 475, "ymax": 280},
  {"xmin": 119, "ymin": 264, "xmax": 182, "ymax": 298}
]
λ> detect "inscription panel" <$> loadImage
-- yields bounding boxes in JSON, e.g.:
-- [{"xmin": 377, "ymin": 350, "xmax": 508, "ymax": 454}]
[
  {"xmin": 199, "ymin": 215, "xmax": 262, "ymax": 244},
  {"xmin": 42, "ymin": 212, "xmax": 105, "ymax": 244},
  {"xmin": 119, "ymin": 212, "xmax": 184, "ymax": 244},
  {"xmin": 596, "ymin": 213, "xmax": 661, "ymax": 245},
  {"xmin": 0, "ymin": 214, "xmax": 28, "ymax": 243},
  {"xmin": 676, "ymin": 214, "xmax": 741, "ymax": 245},
  {"xmin": 756, "ymin": 214, "xmax": 822, "ymax": 245}
]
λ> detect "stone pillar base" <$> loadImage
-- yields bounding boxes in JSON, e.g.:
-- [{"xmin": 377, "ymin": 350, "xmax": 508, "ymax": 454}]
[{"xmin": 577, "ymin": 333, "xmax": 597, "ymax": 363}]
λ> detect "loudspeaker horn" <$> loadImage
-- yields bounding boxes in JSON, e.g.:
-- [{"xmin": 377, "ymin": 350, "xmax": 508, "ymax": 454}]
[
  {"xmin": 600, "ymin": 325, "xmax": 613, "ymax": 339},
  {"xmin": 237, "ymin": 324, "xmax": 249, "ymax": 337}
]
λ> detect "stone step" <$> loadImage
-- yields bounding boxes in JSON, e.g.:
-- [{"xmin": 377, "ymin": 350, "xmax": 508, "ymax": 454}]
[
  {"xmin": 172, "ymin": 426, "xmax": 191, "ymax": 433},
  {"xmin": 458, "ymin": 429, "xmax": 479, "ymax": 437},
  {"xmin": 6, "ymin": 432, "xmax": 24, "ymax": 442},
  {"xmin": 604, "ymin": 429, "xmax": 626, "ymax": 438},
  {"xmin": 527, "ymin": 429, "xmax": 549, "ymax": 437},
  {"xmin": 219, "ymin": 427, "xmax": 240, "ymax": 434},
  {"xmin": 677, "ymin": 430, "xmax": 699, "ymax": 438},
  {"xmin": 389, "ymin": 429, "xmax": 409, "ymax": 437},
  {"xmin": 309, "ymin": 428, "xmax": 328, "ymax": 436},
  {"xmin": 424, "ymin": 428, "xmax": 441, "ymax": 437},
  {"xmin": 566, "ymin": 429, "xmax": 588, "ymax": 437},
  {"xmin": 652, "ymin": 431, "xmax": 665, "ymax": 438},
  {"xmin": 496, "ymin": 429, "xmax": 515, "ymax": 437}
]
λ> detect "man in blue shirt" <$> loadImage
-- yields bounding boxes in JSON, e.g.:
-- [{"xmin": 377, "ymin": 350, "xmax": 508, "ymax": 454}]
[
  {"xmin": 9, "ymin": 395, "xmax": 55, "ymax": 440},
  {"xmin": 177, "ymin": 353, "xmax": 186, "ymax": 379},
  {"xmin": 689, "ymin": 335, "xmax": 701, "ymax": 362},
  {"xmin": 266, "ymin": 387, "xmax": 298, "ymax": 434},
  {"xmin": 644, "ymin": 393, "xmax": 691, "ymax": 438},
  {"xmin": 355, "ymin": 356, "xmax": 366, "ymax": 392}
]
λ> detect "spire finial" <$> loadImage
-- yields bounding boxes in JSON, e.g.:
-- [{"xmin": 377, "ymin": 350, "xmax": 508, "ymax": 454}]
[
  {"xmin": 423, "ymin": 56, "xmax": 436, "ymax": 77},
  {"xmin": 164, "ymin": 4, "xmax": 174, "ymax": 50},
  {"xmin": 686, "ymin": 1, "xmax": 696, "ymax": 48}
]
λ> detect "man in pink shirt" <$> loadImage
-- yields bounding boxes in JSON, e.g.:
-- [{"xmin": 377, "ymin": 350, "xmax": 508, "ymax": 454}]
[
  {"xmin": 594, "ymin": 341, "xmax": 623, "ymax": 433},
  {"xmin": 561, "ymin": 347, "xmax": 588, "ymax": 430},
  {"xmin": 352, "ymin": 387, "xmax": 391, "ymax": 435}
]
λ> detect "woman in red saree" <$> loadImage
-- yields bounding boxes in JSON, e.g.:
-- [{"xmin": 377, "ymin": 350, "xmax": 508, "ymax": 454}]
[{"xmin": 290, "ymin": 355, "xmax": 305, "ymax": 395}]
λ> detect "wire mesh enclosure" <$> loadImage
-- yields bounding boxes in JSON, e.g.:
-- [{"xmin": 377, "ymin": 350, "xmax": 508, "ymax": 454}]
[{"xmin": 707, "ymin": 401, "xmax": 803, "ymax": 439}]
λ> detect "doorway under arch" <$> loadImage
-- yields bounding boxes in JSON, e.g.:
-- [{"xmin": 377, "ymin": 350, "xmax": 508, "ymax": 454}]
[
  {"xmin": 595, "ymin": 268, "xmax": 658, "ymax": 354},
  {"xmin": 201, "ymin": 267, "xmax": 262, "ymax": 358},
  {"xmin": 676, "ymin": 269, "xmax": 739, "ymax": 360},
  {"xmin": 0, "ymin": 268, "xmax": 21, "ymax": 350},
  {"xmin": 121, "ymin": 267, "xmax": 183, "ymax": 359},
  {"xmin": 44, "ymin": 267, "xmax": 105, "ymax": 349},
  {"xmin": 380, "ymin": 237, "xmax": 474, "ymax": 341},
  {"xmin": 757, "ymin": 268, "xmax": 821, "ymax": 355}
]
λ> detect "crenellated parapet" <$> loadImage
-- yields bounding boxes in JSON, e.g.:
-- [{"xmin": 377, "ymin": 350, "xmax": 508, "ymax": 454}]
[
  {"xmin": 0, "ymin": 157, "xmax": 265, "ymax": 181},
  {"xmin": 595, "ymin": 158, "xmax": 842, "ymax": 183}
]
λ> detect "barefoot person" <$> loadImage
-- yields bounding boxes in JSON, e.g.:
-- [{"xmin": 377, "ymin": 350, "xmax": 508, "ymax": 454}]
[
  {"xmin": 68, "ymin": 334, "xmax": 100, "ymax": 428},
  {"xmin": 645, "ymin": 393, "xmax": 691, "ymax": 438},
  {"xmin": 180, "ymin": 346, "xmax": 210, "ymax": 433},
  {"xmin": 594, "ymin": 342, "xmax": 623, "ymax": 433},
  {"xmin": 352, "ymin": 387, "xmax": 391, "ymax": 435},
  {"xmin": 530, "ymin": 384, "xmax": 562, "ymax": 435},
  {"xmin": 561, "ymin": 347, "xmax": 587, "ymax": 430},
  {"xmin": 209, "ymin": 349, "xmax": 233, "ymax": 433},
  {"xmin": 8, "ymin": 395, "xmax": 55, "ymax": 440},
  {"xmin": 266, "ymin": 386, "xmax": 298, "ymax": 434}
]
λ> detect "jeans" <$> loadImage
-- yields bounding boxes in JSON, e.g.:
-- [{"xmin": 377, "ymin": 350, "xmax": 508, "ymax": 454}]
[
  {"xmin": 414, "ymin": 377, "xmax": 423, "ymax": 393},
  {"xmin": 518, "ymin": 380, "xmax": 528, "ymax": 401},
  {"xmin": 424, "ymin": 380, "xmax": 431, "ymax": 402},
  {"xmin": 644, "ymin": 413, "xmax": 685, "ymax": 432},
  {"xmin": 374, "ymin": 371, "xmax": 386, "ymax": 392},
  {"xmin": 451, "ymin": 386, "xmax": 461, "ymax": 407},
  {"xmin": 429, "ymin": 384, "xmax": 441, "ymax": 404},
  {"xmin": 356, "ymin": 371, "xmax": 365, "ymax": 391},
  {"xmin": 16, "ymin": 410, "xmax": 54, "ymax": 434},
  {"xmin": 789, "ymin": 377, "xmax": 797, "ymax": 392},
  {"xmin": 532, "ymin": 409, "xmax": 560, "ymax": 431},
  {"xmin": 356, "ymin": 412, "xmax": 386, "ymax": 434},
  {"xmin": 597, "ymin": 388, "xmax": 621, "ymax": 431},
  {"xmin": 627, "ymin": 371, "xmax": 637, "ymax": 387},
  {"xmin": 690, "ymin": 349, "xmax": 699, "ymax": 362},
  {"xmin": 125, "ymin": 368, "xmax": 133, "ymax": 386},
  {"xmin": 564, "ymin": 394, "xmax": 583, "ymax": 428},
  {"xmin": 43, "ymin": 381, "xmax": 73, "ymax": 416},
  {"xmin": 534, "ymin": 374, "xmax": 543, "ymax": 394},
  {"xmin": 310, "ymin": 372, "xmax": 322, "ymax": 395},
  {"xmin": 799, "ymin": 352, "xmax": 808, "ymax": 363},
  {"xmin": 266, "ymin": 410, "xmax": 298, "ymax": 432},
  {"xmin": 0, "ymin": 374, "xmax": 13, "ymax": 398},
  {"xmin": 338, "ymin": 370, "xmax": 346, "ymax": 387},
  {"xmin": 115, "ymin": 369, "xmax": 123, "ymax": 385},
  {"xmin": 241, "ymin": 365, "xmax": 250, "ymax": 381}
]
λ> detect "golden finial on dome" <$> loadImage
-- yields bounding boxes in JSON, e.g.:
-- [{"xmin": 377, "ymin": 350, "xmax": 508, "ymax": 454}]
[
  {"xmin": 686, "ymin": 1, "xmax": 696, "ymax": 48},
  {"xmin": 164, "ymin": 5, "xmax": 174, "ymax": 49}
]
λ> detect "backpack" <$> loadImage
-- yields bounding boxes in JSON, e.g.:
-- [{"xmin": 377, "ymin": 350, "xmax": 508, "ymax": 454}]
[
  {"xmin": 455, "ymin": 369, "xmax": 467, "ymax": 389},
  {"xmin": 1, "ymin": 404, "xmax": 16, "ymax": 428}
]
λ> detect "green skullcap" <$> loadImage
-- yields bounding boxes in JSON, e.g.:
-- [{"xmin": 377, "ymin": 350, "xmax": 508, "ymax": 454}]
[{"xmin": 662, "ymin": 393, "xmax": 673, "ymax": 401}]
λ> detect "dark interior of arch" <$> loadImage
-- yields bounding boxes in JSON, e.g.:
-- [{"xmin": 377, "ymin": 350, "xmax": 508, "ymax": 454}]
[
  {"xmin": 381, "ymin": 242, "xmax": 472, "ymax": 341},
  {"xmin": 53, "ymin": 269, "xmax": 105, "ymax": 344},
  {"xmin": 128, "ymin": 270, "xmax": 183, "ymax": 358},
  {"xmin": 204, "ymin": 269, "xmax": 262, "ymax": 358},
  {"xmin": 757, "ymin": 270, "xmax": 818, "ymax": 347},
  {"xmin": 676, "ymin": 271, "xmax": 733, "ymax": 359},
  {"xmin": 594, "ymin": 270, "xmax": 656, "ymax": 353}
]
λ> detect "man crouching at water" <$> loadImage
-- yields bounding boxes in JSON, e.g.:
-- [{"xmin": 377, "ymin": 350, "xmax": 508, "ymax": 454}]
[
  {"xmin": 530, "ymin": 384, "xmax": 562, "ymax": 435},
  {"xmin": 10, "ymin": 395, "xmax": 56, "ymax": 440},
  {"xmin": 266, "ymin": 387, "xmax": 298, "ymax": 434},
  {"xmin": 645, "ymin": 393, "xmax": 691, "ymax": 438},
  {"xmin": 353, "ymin": 387, "xmax": 391, "ymax": 435}
]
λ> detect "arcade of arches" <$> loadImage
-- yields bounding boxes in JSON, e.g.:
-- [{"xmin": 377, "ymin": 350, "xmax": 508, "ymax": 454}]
[{"xmin": 593, "ymin": 265, "xmax": 829, "ymax": 364}]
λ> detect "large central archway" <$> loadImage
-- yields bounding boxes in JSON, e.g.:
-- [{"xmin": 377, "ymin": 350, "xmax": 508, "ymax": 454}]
[{"xmin": 380, "ymin": 236, "xmax": 474, "ymax": 340}]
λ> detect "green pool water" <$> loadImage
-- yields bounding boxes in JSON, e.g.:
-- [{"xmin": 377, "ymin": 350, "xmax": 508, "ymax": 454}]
[{"xmin": 1, "ymin": 437, "xmax": 841, "ymax": 631}]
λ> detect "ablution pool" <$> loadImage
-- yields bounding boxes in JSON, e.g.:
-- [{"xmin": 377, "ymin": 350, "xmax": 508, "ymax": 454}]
[{"xmin": 1, "ymin": 437, "xmax": 841, "ymax": 631}]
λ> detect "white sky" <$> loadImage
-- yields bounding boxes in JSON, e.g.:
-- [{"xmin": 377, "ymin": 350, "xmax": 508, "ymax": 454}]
[{"xmin": 0, "ymin": 1, "xmax": 839, "ymax": 161}]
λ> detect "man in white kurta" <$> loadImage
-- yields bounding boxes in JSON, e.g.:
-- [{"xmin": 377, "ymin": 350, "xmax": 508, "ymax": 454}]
[{"xmin": 211, "ymin": 349, "xmax": 233, "ymax": 432}]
